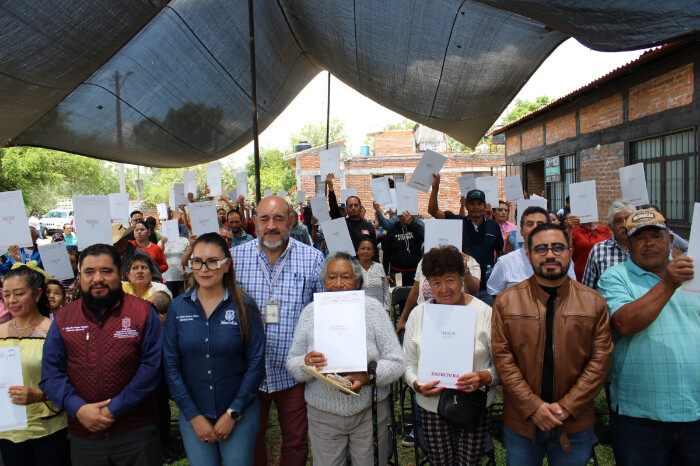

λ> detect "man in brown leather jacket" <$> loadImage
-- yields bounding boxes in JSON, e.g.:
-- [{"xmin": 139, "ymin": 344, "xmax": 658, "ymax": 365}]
[{"xmin": 492, "ymin": 223, "xmax": 613, "ymax": 465}]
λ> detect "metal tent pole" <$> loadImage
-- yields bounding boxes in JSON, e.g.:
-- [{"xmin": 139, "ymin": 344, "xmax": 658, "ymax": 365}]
[
  {"xmin": 248, "ymin": 0, "xmax": 261, "ymax": 203},
  {"xmin": 326, "ymin": 72, "xmax": 331, "ymax": 149}
]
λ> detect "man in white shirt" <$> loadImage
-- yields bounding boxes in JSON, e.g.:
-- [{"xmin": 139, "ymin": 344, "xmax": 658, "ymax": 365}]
[{"xmin": 487, "ymin": 206, "xmax": 576, "ymax": 296}]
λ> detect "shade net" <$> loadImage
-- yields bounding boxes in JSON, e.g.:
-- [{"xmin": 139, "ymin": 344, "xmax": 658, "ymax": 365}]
[{"xmin": 1, "ymin": 0, "xmax": 698, "ymax": 167}]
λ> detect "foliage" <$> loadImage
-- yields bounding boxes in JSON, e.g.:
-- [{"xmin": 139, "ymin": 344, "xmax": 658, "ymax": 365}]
[
  {"xmin": 245, "ymin": 148, "xmax": 296, "ymax": 200},
  {"xmin": 383, "ymin": 119, "xmax": 416, "ymax": 131},
  {"xmin": 501, "ymin": 95, "xmax": 551, "ymax": 125},
  {"xmin": 448, "ymin": 137, "xmax": 471, "ymax": 152},
  {"xmin": 288, "ymin": 118, "xmax": 349, "ymax": 154},
  {"xmin": 0, "ymin": 146, "xmax": 120, "ymax": 214}
]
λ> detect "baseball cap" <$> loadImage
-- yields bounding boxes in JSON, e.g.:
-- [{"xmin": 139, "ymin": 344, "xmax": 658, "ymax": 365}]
[
  {"xmin": 625, "ymin": 209, "xmax": 667, "ymax": 236},
  {"xmin": 466, "ymin": 190, "xmax": 486, "ymax": 202}
]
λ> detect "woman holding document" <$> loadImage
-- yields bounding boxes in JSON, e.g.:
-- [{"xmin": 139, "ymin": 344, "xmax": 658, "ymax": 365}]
[
  {"xmin": 0, "ymin": 264, "xmax": 69, "ymax": 466},
  {"xmin": 286, "ymin": 251, "xmax": 404, "ymax": 465},
  {"xmin": 403, "ymin": 245, "xmax": 497, "ymax": 466},
  {"xmin": 357, "ymin": 237, "xmax": 390, "ymax": 311}
]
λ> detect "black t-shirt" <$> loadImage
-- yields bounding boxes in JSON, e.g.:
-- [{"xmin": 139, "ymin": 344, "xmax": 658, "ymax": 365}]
[
  {"xmin": 444, "ymin": 213, "xmax": 504, "ymax": 289},
  {"xmin": 540, "ymin": 284, "xmax": 558, "ymax": 403},
  {"xmin": 346, "ymin": 218, "xmax": 378, "ymax": 261}
]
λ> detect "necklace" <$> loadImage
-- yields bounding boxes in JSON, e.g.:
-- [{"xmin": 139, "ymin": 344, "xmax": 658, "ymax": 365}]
[{"xmin": 13, "ymin": 317, "xmax": 39, "ymax": 331}]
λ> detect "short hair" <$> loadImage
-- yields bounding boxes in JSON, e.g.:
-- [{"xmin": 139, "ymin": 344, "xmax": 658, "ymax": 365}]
[
  {"xmin": 144, "ymin": 216, "xmax": 157, "ymax": 229},
  {"xmin": 217, "ymin": 208, "xmax": 226, "ymax": 214},
  {"xmin": 45, "ymin": 279, "xmax": 66, "ymax": 298},
  {"xmin": 133, "ymin": 219, "xmax": 149, "ymax": 230},
  {"xmin": 527, "ymin": 223, "xmax": 570, "ymax": 250},
  {"xmin": 63, "ymin": 223, "xmax": 72, "ymax": 229},
  {"xmin": 498, "ymin": 200, "xmax": 508, "ymax": 206},
  {"xmin": 150, "ymin": 291, "xmax": 172, "ymax": 315},
  {"xmin": 123, "ymin": 253, "xmax": 155, "ymax": 276},
  {"xmin": 321, "ymin": 251, "xmax": 364, "ymax": 289},
  {"xmin": 357, "ymin": 236, "xmax": 376, "ymax": 251},
  {"xmin": 227, "ymin": 210, "xmax": 242, "ymax": 221},
  {"xmin": 607, "ymin": 199, "xmax": 637, "ymax": 226},
  {"xmin": 421, "ymin": 245, "xmax": 465, "ymax": 279},
  {"xmin": 219, "ymin": 226, "xmax": 233, "ymax": 235},
  {"xmin": 79, "ymin": 243, "xmax": 121, "ymax": 270},
  {"xmin": 519, "ymin": 206, "xmax": 548, "ymax": 226},
  {"xmin": 130, "ymin": 210, "xmax": 143, "ymax": 219},
  {"xmin": 346, "ymin": 195, "xmax": 361, "ymax": 206}
]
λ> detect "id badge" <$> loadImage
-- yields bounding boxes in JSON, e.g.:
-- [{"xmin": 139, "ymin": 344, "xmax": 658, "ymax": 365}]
[{"xmin": 265, "ymin": 300, "xmax": 280, "ymax": 324}]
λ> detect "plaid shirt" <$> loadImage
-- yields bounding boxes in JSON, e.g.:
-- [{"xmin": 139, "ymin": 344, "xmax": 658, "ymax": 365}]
[
  {"xmin": 231, "ymin": 238, "xmax": 325, "ymax": 392},
  {"xmin": 581, "ymin": 237, "xmax": 629, "ymax": 290}
]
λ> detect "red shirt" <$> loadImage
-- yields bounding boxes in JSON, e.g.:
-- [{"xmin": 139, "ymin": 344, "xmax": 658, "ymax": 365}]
[
  {"xmin": 571, "ymin": 225, "xmax": 612, "ymax": 281},
  {"xmin": 129, "ymin": 240, "xmax": 168, "ymax": 273}
]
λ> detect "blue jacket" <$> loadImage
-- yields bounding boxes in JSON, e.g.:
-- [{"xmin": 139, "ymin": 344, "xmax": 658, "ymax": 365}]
[{"xmin": 0, "ymin": 248, "xmax": 42, "ymax": 275}]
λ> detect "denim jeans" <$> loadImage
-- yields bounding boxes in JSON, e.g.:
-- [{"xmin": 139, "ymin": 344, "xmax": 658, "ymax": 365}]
[
  {"xmin": 610, "ymin": 411, "xmax": 700, "ymax": 465},
  {"xmin": 503, "ymin": 425, "xmax": 593, "ymax": 466},
  {"xmin": 179, "ymin": 398, "xmax": 260, "ymax": 466}
]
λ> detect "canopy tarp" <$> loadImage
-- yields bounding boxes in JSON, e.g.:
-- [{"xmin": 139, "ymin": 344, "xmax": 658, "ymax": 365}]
[{"xmin": 2, "ymin": 1, "xmax": 698, "ymax": 167}]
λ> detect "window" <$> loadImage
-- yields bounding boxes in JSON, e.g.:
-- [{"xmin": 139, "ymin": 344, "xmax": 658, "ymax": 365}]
[
  {"xmin": 314, "ymin": 175, "xmax": 324, "ymax": 196},
  {"xmin": 372, "ymin": 173, "xmax": 405, "ymax": 187},
  {"xmin": 631, "ymin": 129, "xmax": 697, "ymax": 225},
  {"xmin": 461, "ymin": 171, "xmax": 491, "ymax": 178},
  {"xmin": 546, "ymin": 154, "xmax": 577, "ymax": 213}
]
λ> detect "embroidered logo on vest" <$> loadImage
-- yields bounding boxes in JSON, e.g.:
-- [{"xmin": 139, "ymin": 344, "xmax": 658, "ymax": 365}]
[{"xmin": 114, "ymin": 317, "xmax": 139, "ymax": 338}]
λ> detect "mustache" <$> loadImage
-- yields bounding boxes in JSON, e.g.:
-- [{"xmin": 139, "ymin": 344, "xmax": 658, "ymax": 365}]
[{"xmin": 264, "ymin": 230, "xmax": 281, "ymax": 236}]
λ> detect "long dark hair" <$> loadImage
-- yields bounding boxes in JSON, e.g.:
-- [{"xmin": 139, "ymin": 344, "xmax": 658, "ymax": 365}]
[
  {"xmin": 191, "ymin": 233, "xmax": 253, "ymax": 345},
  {"xmin": 3, "ymin": 266, "xmax": 50, "ymax": 317}
]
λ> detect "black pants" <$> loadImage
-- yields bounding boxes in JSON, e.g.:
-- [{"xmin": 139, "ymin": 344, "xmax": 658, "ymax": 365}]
[
  {"xmin": 156, "ymin": 375, "xmax": 172, "ymax": 452},
  {"xmin": 69, "ymin": 422, "xmax": 161, "ymax": 466},
  {"xmin": 390, "ymin": 268, "xmax": 416, "ymax": 287},
  {"xmin": 165, "ymin": 281, "xmax": 184, "ymax": 298},
  {"xmin": 0, "ymin": 428, "xmax": 70, "ymax": 466}
]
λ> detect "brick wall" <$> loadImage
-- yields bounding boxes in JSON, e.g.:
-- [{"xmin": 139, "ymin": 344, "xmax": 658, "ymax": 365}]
[
  {"xmin": 506, "ymin": 134, "xmax": 521, "ymax": 155},
  {"xmin": 522, "ymin": 125, "xmax": 544, "ymax": 151},
  {"xmin": 525, "ymin": 162, "xmax": 545, "ymax": 197},
  {"xmin": 579, "ymin": 142, "xmax": 625, "ymax": 223},
  {"xmin": 373, "ymin": 130, "xmax": 416, "ymax": 155},
  {"xmin": 629, "ymin": 63, "xmax": 694, "ymax": 120},
  {"xmin": 579, "ymin": 93, "xmax": 623, "ymax": 134},
  {"xmin": 545, "ymin": 112, "xmax": 576, "ymax": 144}
]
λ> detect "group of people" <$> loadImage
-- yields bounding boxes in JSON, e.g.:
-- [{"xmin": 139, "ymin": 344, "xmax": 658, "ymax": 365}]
[{"xmin": 0, "ymin": 174, "xmax": 697, "ymax": 466}]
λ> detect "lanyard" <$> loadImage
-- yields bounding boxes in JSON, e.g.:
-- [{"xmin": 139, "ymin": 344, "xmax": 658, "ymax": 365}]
[{"xmin": 257, "ymin": 247, "xmax": 291, "ymax": 295}]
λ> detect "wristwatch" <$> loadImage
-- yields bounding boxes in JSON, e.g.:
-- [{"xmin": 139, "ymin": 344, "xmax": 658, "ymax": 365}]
[{"xmin": 227, "ymin": 409, "xmax": 242, "ymax": 421}]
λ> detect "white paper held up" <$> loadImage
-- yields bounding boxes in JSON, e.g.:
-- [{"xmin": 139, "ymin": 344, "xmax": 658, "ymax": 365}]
[
  {"xmin": 188, "ymin": 201, "xmax": 219, "ymax": 236},
  {"xmin": 424, "ymin": 219, "xmax": 463, "ymax": 253},
  {"xmin": 418, "ymin": 303, "xmax": 477, "ymax": 389},
  {"xmin": 183, "ymin": 170, "xmax": 197, "ymax": 197},
  {"xmin": 38, "ymin": 242, "xmax": 75, "ymax": 280},
  {"xmin": 0, "ymin": 190, "xmax": 32, "ymax": 249},
  {"xmin": 320, "ymin": 146, "xmax": 341, "ymax": 178},
  {"xmin": 263, "ymin": 189, "xmax": 273, "ymax": 198},
  {"xmin": 457, "ymin": 174, "xmax": 477, "ymax": 196},
  {"xmin": 619, "ymin": 163, "xmax": 649, "ymax": 206},
  {"xmin": 168, "ymin": 190, "xmax": 176, "ymax": 210},
  {"xmin": 313, "ymin": 290, "xmax": 367, "ymax": 373},
  {"xmin": 475, "ymin": 176, "xmax": 499, "ymax": 206},
  {"xmin": 295, "ymin": 190, "xmax": 306, "ymax": 204},
  {"xmin": 161, "ymin": 219, "xmax": 180, "ymax": 243},
  {"xmin": 396, "ymin": 182, "xmax": 419, "ymax": 215},
  {"xmin": 310, "ymin": 197, "xmax": 331, "ymax": 223},
  {"xmin": 235, "ymin": 172, "xmax": 248, "ymax": 198},
  {"xmin": 0, "ymin": 346, "xmax": 28, "ymax": 433},
  {"xmin": 157, "ymin": 203, "xmax": 168, "ymax": 220},
  {"xmin": 206, "ymin": 162, "xmax": 222, "ymax": 197},
  {"xmin": 407, "ymin": 149, "xmax": 447, "ymax": 192},
  {"xmin": 108, "ymin": 193, "xmax": 130, "ymax": 223},
  {"xmin": 569, "ymin": 181, "xmax": 599, "ymax": 223},
  {"xmin": 72, "ymin": 195, "xmax": 112, "ymax": 249},
  {"xmin": 277, "ymin": 189, "xmax": 289, "ymax": 198},
  {"xmin": 370, "ymin": 177, "xmax": 392, "ymax": 205},
  {"xmin": 681, "ymin": 203, "xmax": 700, "ymax": 295},
  {"xmin": 173, "ymin": 183, "xmax": 187, "ymax": 206},
  {"xmin": 320, "ymin": 218, "xmax": 355, "ymax": 254},
  {"xmin": 340, "ymin": 188, "xmax": 357, "ymax": 203},
  {"xmin": 502, "ymin": 174, "xmax": 524, "ymax": 202}
]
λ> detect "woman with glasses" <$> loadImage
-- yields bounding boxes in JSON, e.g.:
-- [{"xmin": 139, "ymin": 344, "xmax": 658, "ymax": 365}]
[{"xmin": 164, "ymin": 233, "xmax": 265, "ymax": 466}]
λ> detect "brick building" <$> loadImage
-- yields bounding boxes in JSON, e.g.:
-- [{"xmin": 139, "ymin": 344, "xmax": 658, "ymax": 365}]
[
  {"xmin": 490, "ymin": 41, "xmax": 698, "ymax": 236},
  {"xmin": 283, "ymin": 128, "xmax": 506, "ymax": 217}
]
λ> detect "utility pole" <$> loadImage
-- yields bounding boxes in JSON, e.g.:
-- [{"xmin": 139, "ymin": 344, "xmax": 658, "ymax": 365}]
[{"xmin": 248, "ymin": 0, "xmax": 261, "ymax": 203}]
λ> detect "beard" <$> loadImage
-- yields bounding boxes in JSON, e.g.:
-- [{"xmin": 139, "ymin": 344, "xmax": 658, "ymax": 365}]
[
  {"xmin": 261, "ymin": 230, "xmax": 290, "ymax": 250},
  {"xmin": 533, "ymin": 259, "xmax": 569, "ymax": 280},
  {"xmin": 81, "ymin": 283, "xmax": 123, "ymax": 312}
]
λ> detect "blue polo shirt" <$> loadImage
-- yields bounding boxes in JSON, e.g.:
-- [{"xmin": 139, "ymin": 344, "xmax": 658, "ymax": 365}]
[
  {"xmin": 444, "ymin": 213, "xmax": 503, "ymax": 290},
  {"xmin": 599, "ymin": 258, "xmax": 700, "ymax": 422}
]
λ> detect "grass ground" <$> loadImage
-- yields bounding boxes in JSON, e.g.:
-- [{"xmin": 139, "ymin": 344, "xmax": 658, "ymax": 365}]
[{"xmin": 167, "ymin": 388, "xmax": 615, "ymax": 465}]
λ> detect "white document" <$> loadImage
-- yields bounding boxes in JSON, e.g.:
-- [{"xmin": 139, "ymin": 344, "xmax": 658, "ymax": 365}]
[
  {"xmin": 418, "ymin": 303, "xmax": 477, "ymax": 389},
  {"xmin": 188, "ymin": 201, "xmax": 218, "ymax": 236},
  {"xmin": 515, "ymin": 197, "xmax": 548, "ymax": 242},
  {"xmin": 227, "ymin": 189, "xmax": 237, "ymax": 202},
  {"xmin": 310, "ymin": 197, "xmax": 331, "ymax": 223},
  {"xmin": 317, "ymin": 184, "xmax": 326, "ymax": 198},
  {"xmin": 569, "ymin": 180, "xmax": 599, "ymax": 223},
  {"xmin": 278, "ymin": 189, "xmax": 289, "ymax": 198},
  {"xmin": 161, "ymin": 219, "xmax": 180, "ymax": 243},
  {"xmin": 340, "ymin": 188, "xmax": 357, "ymax": 203},
  {"xmin": 475, "ymin": 176, "xmax": 499, "ymax": 206},
  {"xmin": 424, "ymin": 219, "xmax": 463, "ymax": 253},
  {"xmin": 38, "ymin": 242, "xmax": 75, "ymax": 280},
  {"xmin": 0, "ymin": 346, "xmax": 27, "ymax": 433},
  {"xmin": 386, "ymin": 189, "xmax": 398, "ymax": 212},
  {"xmin": 173, "ymin": 183, "xmax": 187, "ymax": 206},
  {"xmin": 236, "ymin": 172, "xmax": 248, "ymax": 198},
  {"xmin": 73, "ymin": 195, "xmax": 112, "ymax": 249},
  {"xmin": 168, "ymin": 190, "xmax": 176, "ymax": 210},
  {"xmin": 320, "ymin": 218, "xmax": 356, "ymax": 254},
  {"xmin": 313, "ymin": 290, "xmax": 367, "ymax": 373},
  {"xmin": 320, "ymin": 146, "xmax": 341, "ymax": 178},
  {"xmin": 370, "ymin": 177, "xmax": 392, "ymax": 205},
  {"xmin": 0, "ymin": 190, "xmax": 32, "ymax": 249},
  {"xmin": 682, "ymin": 203, "xmax": 700, "ymax": 295},
  {"xmin": 457, "ymin": 174, "xmax": 477, "ymax": 196},
  {"xmin": 264, "ymin": 189, "xmax": 273, "ymax": 198},
  {"xmin": 108, "ymin": 193, "xmax": 130, "ymax": 223},
  {"xmin": 206, "ymin": 162, "xmax": 222, "ymax": 197},
  {"xmin": 183, "ymin": 170, "xmax": 197, "ymax": 197},
  {"xmin": 619, "ymin": 163, "xmax": 649, "ymax": 206},
  {"xmin": 502, "ymin": 174, "xmax": 524, "ymax": 202},
  {"xmin": 157, "ymin": 203, "xmax": 168, "ymax": 220},
  {"xmin": 396, "ymin": 182, "xmax": 419, "ymax": 215},
  {"xmin": 296, "ymin": 190, "xmax": 307, "ymax": 204},
  {"xmin": 407, "ymin": 149, "xmax": 447, "ymax": 192}
]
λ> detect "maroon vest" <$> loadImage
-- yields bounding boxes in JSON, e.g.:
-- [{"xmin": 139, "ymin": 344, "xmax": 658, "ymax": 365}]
[{"xmin": 55, "ymin": 293, "xmax": 157, "ymax": 439}]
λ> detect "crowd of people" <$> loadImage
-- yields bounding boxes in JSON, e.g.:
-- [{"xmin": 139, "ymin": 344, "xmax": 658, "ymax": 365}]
[{"xmin": 0, "ymin": 174, "xmax": 697, "ymax": 466}]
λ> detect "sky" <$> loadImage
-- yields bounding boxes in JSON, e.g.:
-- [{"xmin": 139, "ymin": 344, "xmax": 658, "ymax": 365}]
[{"xmin": 223, "ymin": 38, "xmax": 647, "ymax": 169}]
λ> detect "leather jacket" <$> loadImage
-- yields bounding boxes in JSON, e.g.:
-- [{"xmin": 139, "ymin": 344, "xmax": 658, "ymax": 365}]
[{"xmin": 492, "ymin": 275, "xmax": 613, "ymax": 448}]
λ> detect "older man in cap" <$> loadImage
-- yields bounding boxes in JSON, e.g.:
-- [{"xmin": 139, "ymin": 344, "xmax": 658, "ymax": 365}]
[{"xmin": 599, "ymin": 209, "xmax": 700, "ymax": 465}]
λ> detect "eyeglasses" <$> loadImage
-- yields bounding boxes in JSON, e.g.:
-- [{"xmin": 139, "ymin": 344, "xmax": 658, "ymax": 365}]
[
  {"xmin": 189, "ymin": 257, "xmax": 228, "ymax": 270},
  {"xmin": 531, "ymin": 244, "xmax": 569, "ymax": 256}
]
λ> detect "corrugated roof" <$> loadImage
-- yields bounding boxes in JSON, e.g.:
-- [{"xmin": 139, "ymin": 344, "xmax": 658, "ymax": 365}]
[{"xmin": 489, "ymin": 42, "xmax": 687, "ymax": 136}]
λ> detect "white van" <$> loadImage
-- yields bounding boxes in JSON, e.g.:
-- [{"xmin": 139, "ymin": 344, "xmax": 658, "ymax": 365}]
[{"xmin": 40, "ymin": 208, "xmax": 74, "ymax": 235}]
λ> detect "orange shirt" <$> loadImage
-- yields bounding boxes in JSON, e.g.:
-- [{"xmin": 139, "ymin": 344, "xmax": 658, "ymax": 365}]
[
  {"xmin": 129, "ymin": 240, "xmax": 168, "ymax": 273},
  {"xmin": 571, "ymin": 225, "xmax": 612, "ymax": 281}
]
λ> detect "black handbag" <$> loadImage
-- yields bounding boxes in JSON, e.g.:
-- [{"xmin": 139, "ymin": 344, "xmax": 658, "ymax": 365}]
[{"xmin": 437, "ymin": 387, "xmax": 488, "ymax": 430}]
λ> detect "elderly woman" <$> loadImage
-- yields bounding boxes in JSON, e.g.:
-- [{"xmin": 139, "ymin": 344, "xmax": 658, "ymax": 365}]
[
  {"xmin": 357, "ymin": 237, "xmax": 390, "ymax": 311},
  {"xmin": 286, "ymin": 252, "xmax": 404, "ymax": 465},
  {"xmin": 122, "ymin": 255, "xmax": 172, "ymax": 300},
  {"xmin": 403, "ymin": 245, "xmax": 497, "ymax": 466}
]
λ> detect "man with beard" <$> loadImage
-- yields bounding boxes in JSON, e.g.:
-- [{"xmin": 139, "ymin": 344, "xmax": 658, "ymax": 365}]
[
  {"xmin": 227, "ymin": 209, "xmax": 254, "ymax": 247},
  {"xmin": 230, "ymin": 195, "xmax": 324, "ymax": 466},
  {"xmin": 492, "ymin": 224, "xmax": 612, "ymax": 465},
  {"xmin": 40, "ymin": 243, "xmax": 163, "ymax": 466}
]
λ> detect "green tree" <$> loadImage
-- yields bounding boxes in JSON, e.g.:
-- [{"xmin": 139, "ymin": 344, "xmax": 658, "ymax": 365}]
[
  {"xmin": 501, "ymin": 96, "xmax": 551, "ymax": 125},
  {"xmin": 245, "ymin": 148, "xmax": 296, "ymax": 200},
  {"xmin": 288, "ymin": 118, "xmax": 349, "ymax": 154},
  {"xmin": 384, "ymin": 119, "xmax": 416, "ymax": 131},
  {"xmin": 448, "ymin": 137, "xmax": 470, "ymax": 152}
]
